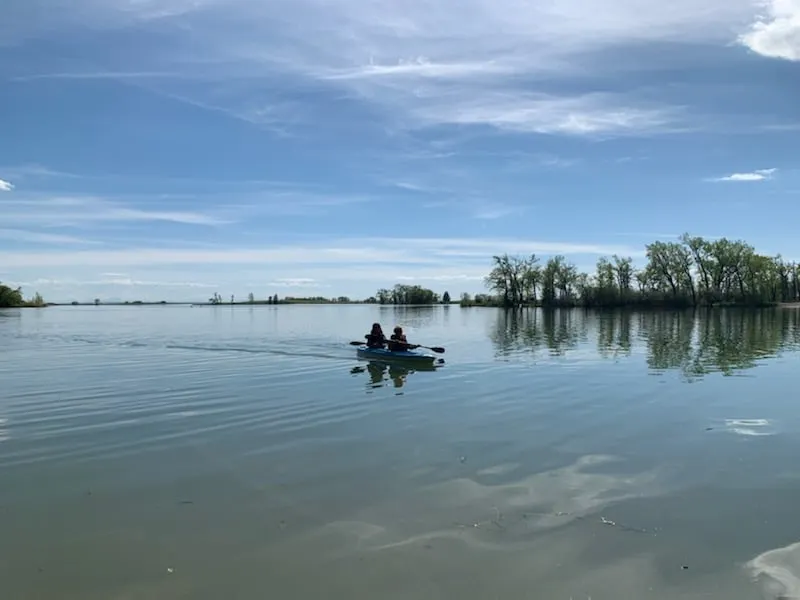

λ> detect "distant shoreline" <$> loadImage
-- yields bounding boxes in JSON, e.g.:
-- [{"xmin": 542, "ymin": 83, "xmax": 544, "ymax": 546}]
[
  {"xmin": 42, "ymin": 301, "xmax": 460, "ymax": 307},
  {"xmin": 23, "ymin": 301, "xmax": 800, "ymax": 309}
]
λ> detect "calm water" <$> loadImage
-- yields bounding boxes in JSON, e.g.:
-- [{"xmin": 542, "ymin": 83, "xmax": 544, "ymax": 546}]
[{"xmin": 2, "ymin": 305, "xmax": 800, "ymax": 600}]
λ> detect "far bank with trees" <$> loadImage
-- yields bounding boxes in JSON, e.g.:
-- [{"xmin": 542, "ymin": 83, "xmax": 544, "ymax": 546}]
[
  {"xmin": 0, "ymin": 283, "xmax": 46, "ymax": 308},
  {"xmin": 476, "ymin": 233, "xmax": 800, "ymax": 308}
]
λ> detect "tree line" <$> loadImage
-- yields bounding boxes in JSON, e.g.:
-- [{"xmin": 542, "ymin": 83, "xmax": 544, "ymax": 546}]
[
  {"xmin": 209, "ymin": 293, "xmax": 281, "ymax": 304},
  {"xmin": 481, "ymin": 234, "xmax": 800, "ymax": 308},
  {"xmin": 370, "ymin": 285, "xmax": 451, "ymax": 305},
  {"xmin": 0, "ymin": 283, "xmax": 45, "ymax": 308}
]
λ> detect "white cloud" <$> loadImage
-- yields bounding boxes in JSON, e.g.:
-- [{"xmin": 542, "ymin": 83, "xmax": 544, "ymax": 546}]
[
  {"xmin": 710, "ymin": 168, "xmax": 778, "ymax": 182},
  {"xmin": 0, "ymin": 164, "xmax": 81, "ymax": 181},
  {"xmin": 396, "ymin": 273, "xmax": 484, "ymax": 282},
  {"xmin": 319, "ymin": 58, "xmax": 514, "ymax": 81},
  {"xmin": 739, "ymin": 0, "xmax": 800, "ymax": 61},
  {"xmin": 101, "ymin": 277, "xmax": 217, "ymax": 288},
  {"xmin": 7, "ymin": 0, "xmax": 767, "ymax": 137},
  {"xmin": 0, "ymin": 228, "xmax": 100, "ymax": 245},
  {"xmin": 0, "ymin": 178, "xmax": 14, "ymax": 191},
  {"xmin": 268, "ymin": 278, "xmax": 325, "ymax": 288},
  {"xmin": 470, "ymin": 203, "xmax": 524, "ymax": 220},
  {"xmin": 0, "ymin": 195, "xmax": 231, "ymax": 226},
  {"xmin": 413, "ymin": 92, "xmax": 681, "ymax": 136},
  {"xmin": 12, "ymin": 277, "xmax": 216, "ymax": 289},
  {"xmin": 240, "ymin": 0, "xmax": 758, "ymax": 135},
  {"xmin": 12, "ymin": 71, "xmax": 185, "ymax": 81},
  {"xmin": 1, "ymin": 237, "xmax": 644, "ymax": 270}
]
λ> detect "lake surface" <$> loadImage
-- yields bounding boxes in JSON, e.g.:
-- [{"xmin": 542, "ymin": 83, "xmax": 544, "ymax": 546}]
[{"xmin": 2, "ymin": 305, "xmax": 800, "ymax": 600}]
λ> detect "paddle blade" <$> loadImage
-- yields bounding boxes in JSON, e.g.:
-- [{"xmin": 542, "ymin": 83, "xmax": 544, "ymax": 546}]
[
  {"xmin": 429, "ymin": 346, "xmax": 445, "ymax": 354},
  {"xmin": 349, "ymin": 341, "xmax": 365, "ymax": 346}
]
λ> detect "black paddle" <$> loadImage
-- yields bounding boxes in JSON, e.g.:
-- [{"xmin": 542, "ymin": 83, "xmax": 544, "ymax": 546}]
[{"xmin": 349, "ymin": 340, "xmax": 445, "ymax": 354}]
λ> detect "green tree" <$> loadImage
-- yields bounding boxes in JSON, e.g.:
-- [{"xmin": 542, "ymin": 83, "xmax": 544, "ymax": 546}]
[
  {"xmin": 0, "ymin": 283, "xmax": 24, "ymax": 307},
  {"xmin": 442, "ymin": 291, "xmax": 451, "ymax": 304},
  {"xmin": 30, "ymin": 293, "xmax": 45, "ymax": 307},
  {"xmin": 0, "ymin": 284, "xmax": 45, "ymax": 308}
]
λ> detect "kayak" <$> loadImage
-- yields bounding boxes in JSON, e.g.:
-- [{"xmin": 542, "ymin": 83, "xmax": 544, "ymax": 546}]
[{"xmin": 355, "ymin": 345, "xmax": 437, "ymax": 364}]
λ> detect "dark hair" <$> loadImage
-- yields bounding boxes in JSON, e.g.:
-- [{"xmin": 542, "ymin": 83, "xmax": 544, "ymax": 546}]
[
  {"xmin": 371, "ymin": 323, "xmax": 382, "ymax": 332},
  {"xmin": 393, "ymin": 326, "xmax": 402, "ymax": 334}
]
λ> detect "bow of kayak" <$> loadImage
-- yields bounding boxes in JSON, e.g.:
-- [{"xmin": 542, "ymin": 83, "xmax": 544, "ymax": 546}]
[{"xmin": 355, "ymin": 345, "xmax": 437, "ymax": 363}]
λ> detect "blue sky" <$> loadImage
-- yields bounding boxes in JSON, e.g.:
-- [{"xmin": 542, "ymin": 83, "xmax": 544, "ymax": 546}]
[{"xmin": 1, "ymin": 0, "xmax": 799, "ymax": 302}]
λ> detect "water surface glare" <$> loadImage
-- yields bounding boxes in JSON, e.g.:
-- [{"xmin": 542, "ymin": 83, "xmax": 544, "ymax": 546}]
[{"xmin": 2, "ymin": 305, "xmax": 800, "ymax": 599}]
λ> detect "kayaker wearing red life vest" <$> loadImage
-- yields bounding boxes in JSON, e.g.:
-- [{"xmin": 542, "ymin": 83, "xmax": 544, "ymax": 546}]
[{"xmin": 365, "ymin": 323, "xmax": 387, "ymax": 348}]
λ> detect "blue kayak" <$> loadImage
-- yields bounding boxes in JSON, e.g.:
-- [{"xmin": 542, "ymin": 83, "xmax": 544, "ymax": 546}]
[{"xmin": 356, "ymin": 345, "xmax": 437, "ymax": 364}]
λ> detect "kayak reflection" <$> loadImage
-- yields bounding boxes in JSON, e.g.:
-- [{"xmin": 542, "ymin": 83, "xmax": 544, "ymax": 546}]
[{"xmin": 350, "ymin": 359, "xmax": 439, "ymax": 390}]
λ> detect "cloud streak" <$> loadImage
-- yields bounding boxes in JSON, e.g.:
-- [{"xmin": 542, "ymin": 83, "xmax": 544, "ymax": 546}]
[
  {"xmin": 0, "ymin": 178, "xmax": 14, "ymax": 191},
  {"xmin": 0, "ymin": 228, "xmax": 100, "ymax": 245},
  {"xmin": 13, "ymin": 277, "xmax": 217, "ymax": 289},
  {"xmin": 710, "ymin": 168, "xmax": 778, "ymax": 182},
  {"xmin": 0, "ymin": 195, "xmax": 231, "ymax": 227},
  {"xmin": 268, "ymin": 277, "xmax": 325, "ymax": 288},
  {"xmin": 1, "ymin": 237, "xmax": 644, "ymax": 270}
]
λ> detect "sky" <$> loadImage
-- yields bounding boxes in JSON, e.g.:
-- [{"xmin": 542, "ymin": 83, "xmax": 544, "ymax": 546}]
[{"xmin": 1, "ymin": 0, "xmax": 799, "ymax": 303}]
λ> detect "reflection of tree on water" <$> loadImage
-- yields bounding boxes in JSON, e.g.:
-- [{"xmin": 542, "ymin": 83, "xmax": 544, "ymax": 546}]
[
  {"xmin": 596, "ymin": 310, "xmax": 632, "ymax": 359},
  {"xmin": 490, "ymin": 308, "xmax": 588, "ymax": 357},
  {"xmin": 491, "ymin": 307, "xmax": 800, "ymax": 378},
  {"xmin": 641, "ymin": 308, "xmax": 800, "ymax": 378},
  {"xmin": 350, "ymin": 360, "xmax": 438, "ymax": 390},
  {"xmin": 377, "ymin": 305, "xmax": 438, "ymax": 329}
]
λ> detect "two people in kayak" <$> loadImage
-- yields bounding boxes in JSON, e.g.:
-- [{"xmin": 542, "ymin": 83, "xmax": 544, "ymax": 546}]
[{"xmin": 365, "ymin": 323, "xmax": 419, "ymax": 352}]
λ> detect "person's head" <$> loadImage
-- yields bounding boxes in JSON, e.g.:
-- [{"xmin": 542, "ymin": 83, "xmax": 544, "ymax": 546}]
[
  {"xmin": 393, "ymin": 326, "xmax": 403, "ymax": 335},
  {"xmin": 371, "ymin": 323, "xmax": 383, "ymax": 334}
]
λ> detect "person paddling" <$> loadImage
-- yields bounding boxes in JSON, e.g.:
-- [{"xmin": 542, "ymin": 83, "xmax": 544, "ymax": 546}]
[
  {"xmin": 365, "ymin": 323, "xmax": 387, "ymax": 349},
  {"xmin": 388, "ymin": 326, "xmax": 418, "ymax": 352}
]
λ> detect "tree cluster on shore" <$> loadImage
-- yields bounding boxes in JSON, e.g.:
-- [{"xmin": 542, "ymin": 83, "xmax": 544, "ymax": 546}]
[
  {"xmin": 0, "ymin": 283, "xmax": 45, "ymax": 308},
  {"xmin": 369, "ymin": 285, "xmax": 451, "ymax": 305},
  {"xmin": 476, "ymin": 234, "xmax": 800, "ymax": 308}
]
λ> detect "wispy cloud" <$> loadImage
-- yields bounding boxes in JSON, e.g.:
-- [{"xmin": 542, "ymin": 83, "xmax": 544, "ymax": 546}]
[
  {"xmin": 0, "ymin": 178, "xmax": 13, "ymax": 191},
  {"xmin": 739, "ymin": 0, "xmax": 800, "ymax": 61},
  {"xmin": 99, "ymin": 277, "xmax": 217, "ymax": 288},
  {"xmin": 391, "ymin": 181, "xmax": 438, "ymax": 193},
  {"xmin": 11, "ymin": 71, "xmax": 187, "ymax": 82},
  {"xmin": 246, "ymin": 0, "xmax": 758, "ymax": 136},
  {"xmin": 0, "ymin": 195, "xmax": 231, "ymax": 226},
  {"xmin": 396, "ymin": 273, "xmax": 484, "ymax": 282},
  {"xmin": 13, "ymin": 277, "xmax": 217, "ymax": 289},
  {"xmin": 0, "ymin": 228, "xmax": 100, "ymax": 245},
  {"xmin": 6, "ymin": 0, "xmax": 767, "ymax": 138},
  {"xmin": 1, "ymin": 236, "xmax": 644, "ymax": 270},
  {"xmin": 319, "ymin": 57, "xmax": 515, "ymax": 81},
  {"xmin": 710, "ymin": 168, "xmax": 778, "ymax": 182},
  {"xmin": 268, "ymin": 278, "xmax": 325, "ymax": 288},
  {"xmin": 0, "ymin": 164, "xmax": 82, "ymax": 181},
  {"xmin": 413, "ymin": 92, "xmax": 684, "ymax": 136},
  {"xmin": 470, "ymin": 203, "xmax": 525, "ymax": 220},
  {"xmin": 233, "ymin": 191, "xmax": 373, "ymax": 217}
]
